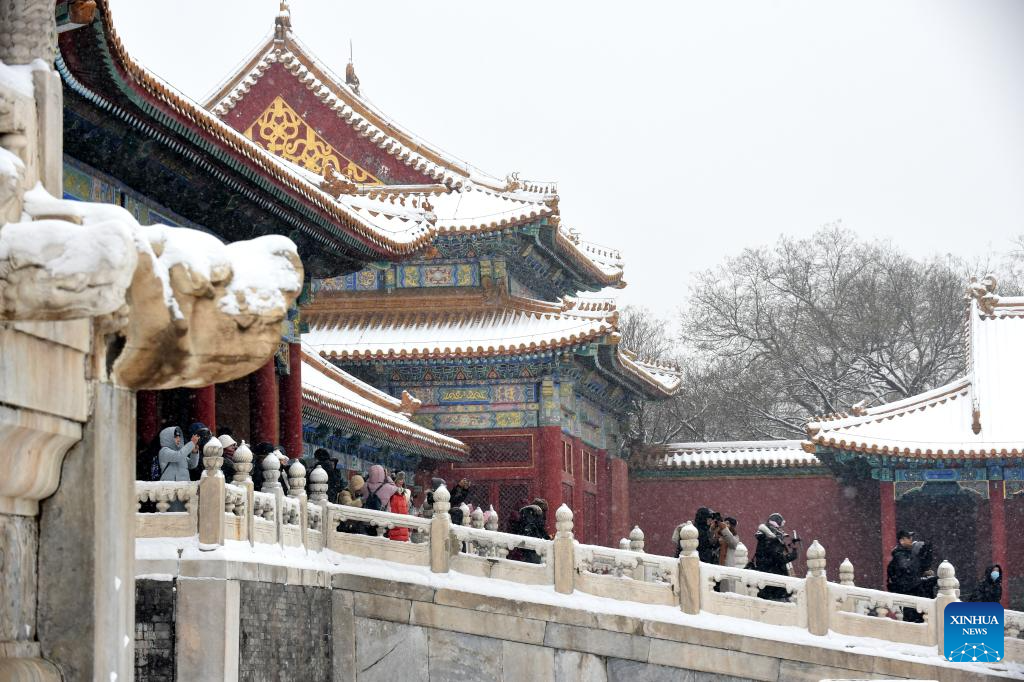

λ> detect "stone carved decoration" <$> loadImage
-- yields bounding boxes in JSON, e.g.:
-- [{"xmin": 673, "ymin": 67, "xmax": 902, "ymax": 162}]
[
  {"xmin": 232, "ymin": 441, "xmax": 253, "ymax": 484},
  {"xmin": 286, "ymin": 460, "xmax": 305, "ymax": 497},
  {"xmin": 202, "ymin": 437, "xmax": 224, "ymax": 474},
  {"xmin": 307, "ymin": 465, "xmax": 328, "ymax": 502},
  {"xmin": 0, "ymin": 65, "xmax": 303, "ymax": 390},
  {"xmin": 733, "ymin": 541, "xmax": 748, "ymax": 569},
  {"xmin": 554, "ymin": 503, "xmax": 573, "ymax": 538},
  {"xmin": 483, "ymin": 505, "xmax": 498, "ymax": 532},
  {"xmin": 618, "ymin": 537, "xmax": 630, "ymax": 550},
  {"xmin": 629, "ymin": 525, "xmax": 645, "ymax": 553},
  {"xmin": 839, "ymin": 557, "xmax": 855, "ymax": 586},
  {"xmin": 0, "ymin": 0, "xmax": 55, "ymax": 65},
  {"xmin": 260, "ymin": 454, "xmax": 282, "ymax": 493},
  {"xmin": 432, "ymin": 484, "xmax": 450, "ymax": 517},
  {"xmin": 678, "ymin": 521, "xmax": 699, "ymax": 558},
  {"xmin": 806, "ymin": 540, "xmax": 826, "ymax": 578}
]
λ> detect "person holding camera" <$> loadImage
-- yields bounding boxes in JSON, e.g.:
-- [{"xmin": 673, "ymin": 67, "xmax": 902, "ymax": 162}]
[
  {"xmin": 886, "ymin": 529, "xmax": 936, "ymax": 622},
  {"xmin": 752, "ymin": 512, "xmax": 800, "ymax": 601}
]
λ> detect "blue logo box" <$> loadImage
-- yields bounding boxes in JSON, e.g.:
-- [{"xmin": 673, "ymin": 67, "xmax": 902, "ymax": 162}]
[{"xmin": 944, "ymin": 601, "xmax": 1004, "ymax": 662}]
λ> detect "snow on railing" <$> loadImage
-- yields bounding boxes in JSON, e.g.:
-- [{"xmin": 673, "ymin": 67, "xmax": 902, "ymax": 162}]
[{"xmin": 134, "ymin": 480, "xmax": 1024, "ymax": 666}]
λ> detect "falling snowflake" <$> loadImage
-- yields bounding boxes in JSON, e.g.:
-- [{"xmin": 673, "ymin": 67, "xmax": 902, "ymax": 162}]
[{"xmin": 946, "ymin": 643, "xmax": 1002, "ymax": 662}]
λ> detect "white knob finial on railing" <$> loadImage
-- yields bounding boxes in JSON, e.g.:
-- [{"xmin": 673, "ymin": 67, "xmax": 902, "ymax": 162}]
[
  {"xmin": 287, "ymin": 459, "xmax": 306, "ymax": 497},
  {"xmin": 202, "ymin": 437, "xmax": 224, "ymax": 474},
  {"xmin": 679, "ymin": 521, "xmax": 699, "ymax": 558},
  {"xmin": 618, "ymin": 538, "xmax": 630, "ymax": 550},
  {"xmin": 261, "ymin": 453, "xmax": 281, "ymax": 492},
  {"xmin": 937, "ymin": 560, "xmax": 958, "ymax": 597},
  {"xmin": 470, "ymin": 506, "xmax": 484, "ymax": 529},
  {"xmin": 433, "ymin": 484, "xmax": 450, "ymax": 516},
  {"xmin": 459, "ymin": 502, "xmax": 471, "ymax": 526},
  {"xmin": 629, "ymin": 525, "xmax": 645, "ymax": 553},
  {"xmin": 308, "ymin": 464, "xmax": 329, "ymax": 502},
  {"xmin": 484, "ymin": 505, "xmax": 499, "ymax": 531},
  {"xmin": 839, "ymin": 557, "xmax": 855, "ymax": 586},
  {"xmin": 733, "ymin": 541, "xmax": 748, "ymax": 568},
  {"xmin": 555, "ymin": 503, "xmax": 573, "ymax": 538},
  {"xmin": 233, "ymin": 440, "xmax": 253, "ymax": 484},
  {"xmin": 806, "ymin": 540, "xmax": 826, "ymax": 578}
]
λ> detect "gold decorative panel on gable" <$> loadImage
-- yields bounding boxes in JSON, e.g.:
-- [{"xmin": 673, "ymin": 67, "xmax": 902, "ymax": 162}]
[{"xmin": 246, "ymin": 96, "xmax": 381, "ymax": 184}]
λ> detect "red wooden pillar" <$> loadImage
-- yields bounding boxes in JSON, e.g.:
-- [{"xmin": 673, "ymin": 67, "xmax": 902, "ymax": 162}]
[
  {"xmin": 538, "ymin": 426, "xmax": 564, "ymax": 537},
  {"xmin": 137, "ymin": 390, "xmax": 160, "ymax": 446},
  {"xmin": 249, "ymin": 358, "xmax": 279, "ymax": 446},
  {"xmin": 597, "ymin": 449, "xmax": 610, "ymax": 546},
  {"xmin": 572, "ymin": 437, "xmax": 585, "ymax": 541},
  {"xmin": 990, "ymin": 481, "xmax": 1008, "ymax": 606},
  {"xmin": 608, "ymin": 457, "xmax": 630, "ymax": 546},
  {"xmin": 880, "ymin": 481, "xmax": 896, "ymax": 588},
  {"xmin": 279, "ymin": 343, "xmax": 303, "ymax": 460},
  {"xmin": 195, "ymin": 385, "xmax": 216, "ymax": 434}
]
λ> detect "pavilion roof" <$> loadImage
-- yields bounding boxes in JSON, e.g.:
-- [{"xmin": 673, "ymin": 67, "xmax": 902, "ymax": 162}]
[
  {"xmin": 58, "ymin": 1, "xmax": 437, "ymax": 260},
  {"xmin": 203, "ymin": 8, "xmax": 624, "ymax": 288},
  {"xmin": 805, "ymin": 286, "xmax": 1024, "ymax": 460},
  {"xmin": 301, "ymin": 346, "xmax": 467, "ymax": 461},
  {"xmin": 303, "ymin": 292, "xmax": 680, "ymax": 398}
]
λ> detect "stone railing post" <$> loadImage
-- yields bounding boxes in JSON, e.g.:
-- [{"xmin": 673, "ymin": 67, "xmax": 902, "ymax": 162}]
[
  {"xmin": 288, "ymin": 460, "xmax": 307, "ymax": 548},
  {"xmin": 553, "ymin": 504, "xmax": 575, "ymax": 595},
  {"xmin": 839, "ymin": 557, "xmax": 855, "ymax": 586},
  {"xmin": 233, "ymin": 440, "xmax": 255, "ymax": 547},
  {"xmin": 198, "ymin": 438, "xmax": 226, "ymax": 550},
  {"xmin": 629, "ymin": 525, "xmax": 645, "ymax": 552},
  {"xmin": 469, "ymin": 506, "xmax": 484, "ymax": 555},
  {"xmin": 724, "ymin": 541, "xmax": 748, "ymax": 595},
  {"xmin": 459, "ymin": 502, "xmax": 471, "ymax": 526},
  {"xmin": 935, "ymin": 560, "xmax": 959, "ymax": 656},
  {"xmin": 678, "ymin": 521, "xmax": 700, "ymax": 614},
  {"xmin": 308, "ymin": 465, "xmax": 329, "ymax": 503},
  {"xmin": 261, "ymin": 453, "xmax": 284, "ymax": 546},
  {"xmin": 429, "ymin": 485, "xmax": 451, "ymax": 573},
  {"xmin": 618, "ymin": 538, "xmax": 630, "ymax": 550},
  {"xmin": 805, "ymin": 540, "xmax": 829, "ymax": 636}
]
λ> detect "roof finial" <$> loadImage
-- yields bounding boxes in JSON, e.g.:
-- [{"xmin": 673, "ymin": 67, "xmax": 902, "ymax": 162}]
[
  {"xmin": 274, "ymin": 0, "xmax": 292, "ymax": 42},
  {"xmin": 345, "ymin": 39, "xmax": 361, "ymax": 94}
]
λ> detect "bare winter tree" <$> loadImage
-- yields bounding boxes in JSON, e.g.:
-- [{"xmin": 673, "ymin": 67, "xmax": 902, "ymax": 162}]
[{"xmin": 680, "ymin": 225, "xmax": 969, "ymax": 438}]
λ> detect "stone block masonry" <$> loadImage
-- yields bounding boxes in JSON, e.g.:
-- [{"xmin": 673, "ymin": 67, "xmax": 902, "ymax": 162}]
[
  {"xmin": 238, "ymin": 582, "xmax": 333, "ymax": 682},
  {"xmin": 135, "ymin": 580, "xmax": 175, "ymax": 682}
]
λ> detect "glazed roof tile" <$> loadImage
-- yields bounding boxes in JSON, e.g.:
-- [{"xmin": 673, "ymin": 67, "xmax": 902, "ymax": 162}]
[
  {"xmin": 65, "ymin": 2, "xmax": 436, "ymax": 257},
  {"xmin": 634, "ymin": 441, "xmax": 821, "ymax": 471},
  {"xmin": 204, "ymin": 18, "xmax": 624, "ymax": 286},
  {"xmin": 301, "ymin": 346, "xmax": 467, "ymax": 460},
  {"xmin": 806, "ymin": 291, "xmax": 1024, "ymax": 459}
]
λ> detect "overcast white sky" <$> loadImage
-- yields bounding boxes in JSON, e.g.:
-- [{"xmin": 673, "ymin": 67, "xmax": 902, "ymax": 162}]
[{"xmin": 112, "ymin": 0, "xmax": 1024, "ymax": 317}]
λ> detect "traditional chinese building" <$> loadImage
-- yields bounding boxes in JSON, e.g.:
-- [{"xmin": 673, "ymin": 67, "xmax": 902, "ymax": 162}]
[
  {"xmin": 207, "ymin": 4, "xmax": 681, "ymax": 543},
  {"xmin": 631, "ymin": 282, "xmax": 1024, "ymax": 609},
  {"xmin": 56, "ymin": 1, "xmax": 461, "ymax": 475}
]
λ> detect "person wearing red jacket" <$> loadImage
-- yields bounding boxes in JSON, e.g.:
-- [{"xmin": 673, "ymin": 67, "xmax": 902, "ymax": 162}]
[{"xmin": 386, "ymin": 472, "xmax": 412, "ymax": 542}]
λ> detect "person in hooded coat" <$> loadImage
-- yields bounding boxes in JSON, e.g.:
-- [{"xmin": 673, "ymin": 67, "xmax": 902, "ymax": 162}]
[
  {"xmin": 386, "ymin": 473, "xmax": 411, "ymax": 542},
  {"xmin": 362, "ymin": 464, "xmax": 399, "ymax": 512},
  {"xmin": 509, "ymin": 504, "xmax": 548, "ymax": 564},
  {"xmin": 968, "ymin": 564, "xmax": 1003, "ymax": 603},
  {"xmin": 158, "ymin": 426, "xmax": 199, "ymax": 482},
  {"xmin": 420, "ymin": 477, "xmax": 446, "ymax": 518},
  {"xmin": 753, "ymin": 513, "xmax": 799, "ymax": 601}
]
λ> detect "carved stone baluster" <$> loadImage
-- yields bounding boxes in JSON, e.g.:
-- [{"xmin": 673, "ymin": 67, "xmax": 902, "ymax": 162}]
[
  {"xmin": 261, "ymin": 454, "xmax": 281, "ymax": 493},
  {"xmin": 154, "ymin": 487, "xmax": 171, "ymax": 513},
  {"xmin": 553, "ymin": 504, "xmax": 574, "ymax": 595},
  {"xmin": 429, "ymin": 485, "xmax": 451, "ymax": 573},
  {"xmin": 839, "ymin": 557, "xmax": 855, "ymax": 586},
  {"xmin": 935, "ymin": 560, "xmax": 958, "ymax": 655},
  {"xmin": 629, "ymin": 525, "xmax": 645, "ymax": 553},
  {"xmin": 618, "ymin": 538, "xmax": 630, "ymax": 550},
  {"xmin": 287, "ymin": 460, "xmax": 305, "ymax": 497},
  {"xmin": 233, "ymin": 440, "xmax": 253, "ymax": 485},
  {"xmin": 308, "ymin": 465, "xmax": 329, "ymax": 503},
  {"xmin": 678, "ymin": 521, "xmax": 700, "ymax": 615},
  {"xmin": 805, "ymin": 540, "xmax": 828, "ymax": 636},
  {"xmin": 199, "ymin": 438, "xmax": 225, "ymax": 549}
]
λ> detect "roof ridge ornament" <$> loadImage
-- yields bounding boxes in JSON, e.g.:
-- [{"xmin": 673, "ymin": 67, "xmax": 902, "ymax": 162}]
[
  {"xmin": 274, "ymin": 0, "xmax": 292, "ymax": 43},
  {"xmin": 346, "ymin": 39, "xmax": 361, "ymax": 95},
  {"xmin": 966, "ymin": 274, "xmax": 999, "ymax": 315}
]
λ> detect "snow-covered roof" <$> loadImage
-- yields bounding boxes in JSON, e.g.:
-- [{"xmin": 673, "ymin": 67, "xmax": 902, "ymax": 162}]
[
  {"xmin": 806, "ymin": 289, "xmax": 1024, "ymax": 459},
  {"xmin": 300, "ymin": 346, "xmax": 467, "ymax": 460},
  {"xmin": 634, "ymin": 441, "xmax": 822, "ymax": 471},
  {"xmin": 202, "ymin": 14, "xmax": 624, "ymax": 287},
  {"xmin": 304, "ymin": 302, "xmax": 616, "ymax": 361},
  {"xmin": 72, "ymin": 2, "xmax": 438, "ymax": 256}
]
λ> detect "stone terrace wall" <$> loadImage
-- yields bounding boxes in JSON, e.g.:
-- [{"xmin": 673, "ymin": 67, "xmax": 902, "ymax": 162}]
[
  {"xmin": 135, "ymin": 580, "xmax": 175, "ymax": 682},
  {"xmin": 141, "ymin": 562, "xmax": 1014, "ymax": 682},
  {"xmin": 239, "ymin": 582, "xmax": 333, "ymax": 682}
]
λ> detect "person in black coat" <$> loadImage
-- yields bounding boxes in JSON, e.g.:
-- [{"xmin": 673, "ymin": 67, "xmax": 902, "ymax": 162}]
[
  {"xmin": 310, "ymin": 448, "xmax": 343, "ymax": 500},
  {"xmin": 694, "ymin": 507, "xmax": 717, "ymax": 563},
  {"xmin": 886, "ymin": 529, "xmax": 936, "ymax": 622},
  {"xmin": 967, "ymin": 564, "xmax": 1003, "ymax": 603},
  {"xmin": 753, "ymin": 513, "xmax": 799, "ymax": 601}
]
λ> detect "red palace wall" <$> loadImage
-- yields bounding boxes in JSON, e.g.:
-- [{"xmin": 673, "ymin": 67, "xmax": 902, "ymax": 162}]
[
  {"xmin": 628, "ymin": 474, "xmax": 884, "ymax": 588},
  {"xmin": 431, "ymin": 426, "xmax": 617, "ymax": 546}
]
